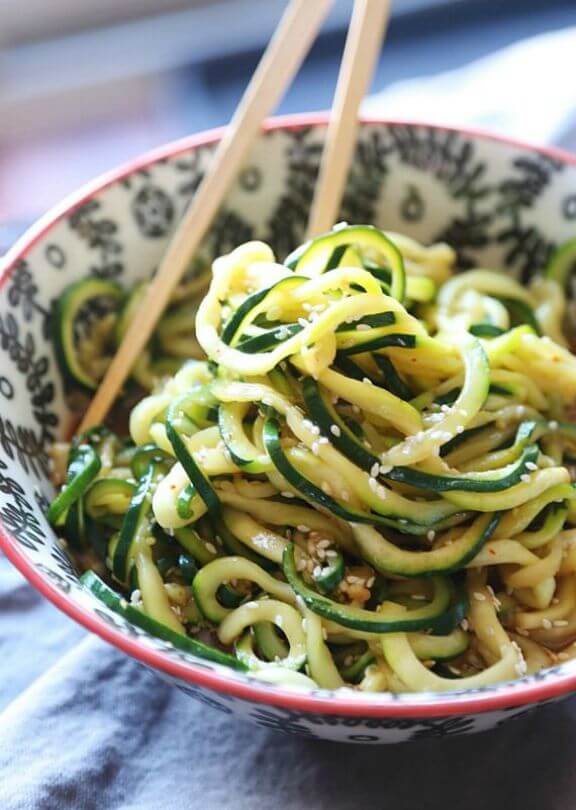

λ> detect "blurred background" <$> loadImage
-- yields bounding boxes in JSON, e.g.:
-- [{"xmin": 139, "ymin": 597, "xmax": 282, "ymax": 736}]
[{"xmin": 1, "ymin": 0, "xmax": 576, "ymax": 250}]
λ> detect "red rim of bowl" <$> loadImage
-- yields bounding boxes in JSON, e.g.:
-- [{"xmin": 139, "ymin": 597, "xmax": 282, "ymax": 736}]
[{"xmin": 2, "ymin": 112, "xmax": 576, "ymax": 718}]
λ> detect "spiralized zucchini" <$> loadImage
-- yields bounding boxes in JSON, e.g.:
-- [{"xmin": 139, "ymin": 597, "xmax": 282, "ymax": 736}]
[{"xmin": 49, "ymin": 224, "xmax": 576, "ymax": 693}]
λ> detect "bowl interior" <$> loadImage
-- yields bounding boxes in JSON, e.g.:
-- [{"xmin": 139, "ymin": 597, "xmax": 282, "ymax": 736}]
[{"xmin": 2, "ymin": 116, "xmax": 576, "ymax": 714}]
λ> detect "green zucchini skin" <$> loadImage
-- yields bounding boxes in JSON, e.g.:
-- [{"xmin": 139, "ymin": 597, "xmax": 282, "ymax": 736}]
[
  {"xmin": 352, "ymin": 513, "xmax": 501, "ymax": 578},
  {"xmin": 263, "ymin": 414, "xmax": 462, "ymax": 535},
  {"xmin": 546, "ymin": 237, "xmax": 576, "ymax": 289},
  {"xmin": 221, "ymin": 276, "xmax": 306, "ymax": 346},
  {"xmin": 282, "ymin": 544, "xmax": 454, "ymax": 633},
  {"xmin": 372, "ymin": 354, "xmax": 413, "ymax": 400},
  {"xmin": 312, "ymin": 551, "xmax": 345, "ymax": 594},
  {"xmin": 470, "ymin": 323, "xmax": 506, "ymax": 338},
  {"xmin": 81, "ymin": 570, "xmax": 245, "ymax": 671},
  {"xmin": 53, "ymin": 278, "xmax": 124, "ymax": 390},
  {"xmin": 285, "ymin": 225, "xmax": 406, "ymax": 303},
  {"xmin": 47, "ymin": 444, "xmax": 101, "ymax": 526},
  {"xmin": 112, "ymin": 462, "xmax": 158, "ymax": 584},
  {"xmin": 217, "ymin": 404, "xmax": 269, "ymax": 473},
  {"xmin": 166, "ymin": 396, "xmax": 220, "ymax": 517},
  {"xmin": 302, "ymin": 377, "xmax": 539, "ymax": 493}
]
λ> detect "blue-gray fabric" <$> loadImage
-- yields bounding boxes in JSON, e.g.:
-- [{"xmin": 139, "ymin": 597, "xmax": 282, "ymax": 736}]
[{"xmin": 1, "ymin": 553, "xmax": 576, "ymax": 810}]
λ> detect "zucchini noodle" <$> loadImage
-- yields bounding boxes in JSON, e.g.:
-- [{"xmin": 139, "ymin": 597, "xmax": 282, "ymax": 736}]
[{"xmin": 49, "ymin": 224, "xmax": 576, "ymax": 693}]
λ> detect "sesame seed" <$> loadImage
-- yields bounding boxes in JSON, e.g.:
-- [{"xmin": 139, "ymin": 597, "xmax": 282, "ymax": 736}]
[
  {"xmin": 318, "ymin": 539, "xmax": 330, "ymax": 549},
  {"xmin": 318, "ymin": 436, "xmax": 329, "ymax": 444},
  {"xmin": 549, "ymin": 420, "xmax": 559, "ymax": 431},
  {"xmin": 554, "ymin": 620, "xmax": 569, "ymax": 627},
  {"xmin": 558, "ymin": 652, "xmax": 570, "ymax": 661},
  {"xmin": 330, "ymin": 424, "xmax": 341, "ymax": 437},
  {"xmin": 313, "ymin": 565, "xmax": 323, "ymax": 578},
  {"xmin": 426, "ymin": 530, "xmax": 436, "ymax": 542},
  {"xmin": 379, "ymin": 464, "xmax": 392, "ymax": 475},
  {"xmin": 473, "ymin": 592, "xmax": 486, "ymax": 602},
  {"xmin": 297, "ymin": 317, "xmax": 309, "ymax": 328},
  {"xmin": 206, "ymin": 542, "xmax": 217, "ymax": 554},
  {"xmin": 362, "ymin": 377, "xmax": 373, "ymax": 386},
  {"xmin": 456, "ymin": 426, "xmax": 464, "ymax": 434},
  {"xmin": 526, "ymin": 462, "xmax": 538, "ymax": 471},
  {"xmin": 487, "ymin": 627, "xmax": 495, "ymax": 636},
  {"xmin": 368, "ymin": 476, "xmax": 378, "ymax": 492},
  {"xmin": 367, "ymin": 577, "xmax": 375, "ymax": 587},
  {"xmin": 520, "ymin": 474, "xmax": 531, "ymax": 483},
  {"xmin": 460, "ymin": 619, "xmax": 469, "ymax": 631},
  {"xmin": 376, "ymin": 485, "xmax": 387, "ymax": 499},
  {"xmin": 356, "ymin": 323, "xmax": 371, "ymax": 332},
  {"xmin": 281, "ymin": 491, "xmax": 295, "ymax": 498},
  {"xmin": 411, "ymin": 594, "xmax": 427, "ymax": 601},
  {"xmin": 440, "ymin": 404, "xmax": 451, "ymax": 413},
  {"xmin": 311, "ymin": 442, "xmax": 320, "ymax": 455},
  {"xmin": 326, "ymin": 549, "xmax": 338, "ymax": 558},
  {"xmin": 542, "ymin": 618, "xmax": 553, "ymax": 629},
  {"xmin": 341, "ymin": 490, "xmax": 350, "ymax": 502},
  {"xmin": 370, "ymin": 462, "xmax": 380, "ymax": 478},
  {"xmin": 297, "ymin": 525, "xmax": 310, "ymax": 533},
  {"xmin": 352, "ymin": 404, "xmax": 361, "ymax": 414},
  {"xmin": 321, "ymin": 482, "xmax": 332, "ymax": 495}
]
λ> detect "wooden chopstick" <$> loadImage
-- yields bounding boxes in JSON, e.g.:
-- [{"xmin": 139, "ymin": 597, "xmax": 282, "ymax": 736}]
[
  {"xmin": 307, "ymin": 0, "xmax": 391, "ymax": 238},
  {"xmin": 80, "ymin": 0, "xmax": 334, "ymax": 431}
]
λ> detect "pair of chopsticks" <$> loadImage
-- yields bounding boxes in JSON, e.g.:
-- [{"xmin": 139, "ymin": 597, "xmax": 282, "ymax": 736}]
[{"xmin": 80, "ymin": 0, "xmax": 391, "ymax": 432}]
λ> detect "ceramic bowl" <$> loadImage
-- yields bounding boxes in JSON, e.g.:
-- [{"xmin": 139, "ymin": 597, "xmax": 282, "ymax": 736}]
[{"xmin": 2, "ymin": 114, "xmax": 576, "ymax": 744}]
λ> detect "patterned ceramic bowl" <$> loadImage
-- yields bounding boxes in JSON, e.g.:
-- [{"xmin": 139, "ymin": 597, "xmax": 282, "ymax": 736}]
[{"xmin": 2, "ymin": 115, "xmax": 576, "ymax": 744}]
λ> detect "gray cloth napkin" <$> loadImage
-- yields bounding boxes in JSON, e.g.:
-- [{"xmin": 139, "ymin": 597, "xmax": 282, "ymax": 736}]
[
  {"xmin": 2, "ymin": 556, "xmax": 576, "ymax": 810},
  {"xmin": 5, "ymin": 28, "xmax": 576, "ymax": 809}
]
